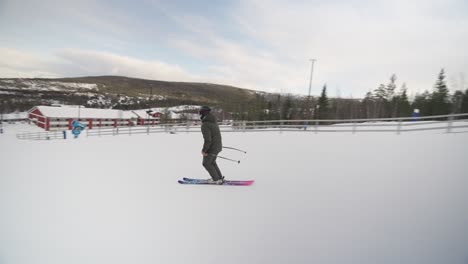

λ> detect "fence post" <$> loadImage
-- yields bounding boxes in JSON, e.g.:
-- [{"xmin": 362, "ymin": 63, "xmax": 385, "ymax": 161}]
[
  {"xmin": 315, "ymin": 120, "xmax": 318, "ymax": 134},
  {"xmin": 447, "ymin": 115, "xmax": 454, "ymax": 133},
  {"xmin": 352, "ymin": 122, "xmax": 356, "ymax": 134},
  {"xmin": 397, "ymin": 119, "xmax": 402, "ymax": 135}
]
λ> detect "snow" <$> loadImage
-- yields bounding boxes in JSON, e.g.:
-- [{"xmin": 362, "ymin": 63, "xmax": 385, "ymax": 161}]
[
  {"xmin": 35, "ymin": 106, "xmax": 135, "ymax": 119},
  {"xmin": 87, "ymin": 96, "xmax": 111, "ymax": 106},
  {"xmin": 0, "ymin": 80, "xmax": 98, "ymax": 92},
  {"xmin": 1, "ymin": 112, "xmax": 28, "ymax": 120},
  {"xmin": 49, "ymin": 82, "xmax": 98, "ymax": 90},
  {"xmin": 0, "ymin": 91, "xmax": 17, "ymax": 95},
  {"xmin": 1, "ymin": 123, "xmax": 468, "ymax": 264},
  {"xmin": 147, "ymin": 105, "xmax": 200, "ymax": 113}
]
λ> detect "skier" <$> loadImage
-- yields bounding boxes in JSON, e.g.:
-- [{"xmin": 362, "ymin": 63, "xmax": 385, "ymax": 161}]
[
  {"xmin": 412, "ymin": 109, "xmax": 420, "ymax": 121},
  {"xmin": 71, "ymin": 120, "xmax": 86, "ymax": 138},
  {"xmin": 199, "ymin": 106, "xmax": 224, "ymax": 184}
]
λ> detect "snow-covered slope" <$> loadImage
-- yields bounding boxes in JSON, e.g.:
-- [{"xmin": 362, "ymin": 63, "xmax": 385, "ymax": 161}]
[
  {"xmin": 0, "ymin": 79, "xmax": 98, "ymax": 92},
  {"xmin": 0, "ymin": 124, "xmax": 467, "ymax": 264}
]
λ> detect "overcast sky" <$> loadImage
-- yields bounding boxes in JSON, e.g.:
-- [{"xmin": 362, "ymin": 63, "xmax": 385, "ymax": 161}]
[{"xmin": 0, "ymin": 0, "xmax": 467, "ymax": 97}]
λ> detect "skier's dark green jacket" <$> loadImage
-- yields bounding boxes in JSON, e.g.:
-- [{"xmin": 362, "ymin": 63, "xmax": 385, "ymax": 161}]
[{"xmin": 201, "ymin": 112, "xmax": 222, "ymax": 154}]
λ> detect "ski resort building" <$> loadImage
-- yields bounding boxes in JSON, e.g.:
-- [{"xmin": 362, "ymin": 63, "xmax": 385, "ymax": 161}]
[
  {"xmin": 27, "ymin": 105, "xmax": 203, "ymax": 131},
  {"xmin": 28, "ymin": 105, "xmax": 138, "ymax": 131},
  {"xmin": 131, "ymin": 109, "xmax": 162, "ymax": 126}
]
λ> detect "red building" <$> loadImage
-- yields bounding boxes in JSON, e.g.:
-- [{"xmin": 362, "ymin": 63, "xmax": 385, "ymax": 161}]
[
  {"xmin": 28, "ymin": 105, "xmax": 138, "ymax": 131},
  {"xmin": 131, "ymin": 110, "xmax": 162, "ymax": 126}
]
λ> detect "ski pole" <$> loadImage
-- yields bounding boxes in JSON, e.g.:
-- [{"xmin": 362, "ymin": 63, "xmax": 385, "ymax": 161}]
[
  {"xmin": 223, "ymin": 146, "xmax": 247, "ymax": 154},
  {"xmin": 210, "ymin": 154, "xmax": 240, "ymax": 164}
]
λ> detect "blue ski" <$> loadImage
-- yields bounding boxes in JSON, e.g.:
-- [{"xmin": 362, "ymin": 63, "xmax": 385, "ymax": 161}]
[{"xmin": 179, "ymin": 178, "xmax": 254, "ymax": 186}]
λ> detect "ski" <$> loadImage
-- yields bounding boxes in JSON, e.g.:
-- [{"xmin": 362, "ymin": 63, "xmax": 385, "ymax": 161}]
[
  {"xmin": 183, "ymin": 177, "xmax": 254, "ymax": 185},
  {"xmin": 179, "ymin": 178, "xmax": 254, "ymax": 186},
  {"xmin": 183, "ymin": 177, "xmax": 253, "ymax": 184}
]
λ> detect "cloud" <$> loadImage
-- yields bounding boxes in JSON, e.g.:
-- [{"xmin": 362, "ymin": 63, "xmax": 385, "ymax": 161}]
[
  {"xmin": 167, "ymin": 14, "xmax": 306, "ymax": 93},
  {"xmin": 167, "ymin": 0, "xmax": 468, "ymax": 95},
  {"xmin": 0, "ymin": 47, "xmax": 62, "ymax": 78},
  {"xmin": 230, "ymin": 0, "xmax": 468, "ymax": 95},
  {"xmin": 55, "ymin": 49, "xmax": 200, "ymax": 82},
  {"xmin": 0, "ymin": 47, "xmax": 200, "ymax": 82}
]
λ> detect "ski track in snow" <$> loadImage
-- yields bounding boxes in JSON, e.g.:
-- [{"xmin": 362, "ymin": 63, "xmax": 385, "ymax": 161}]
[{"xmin": 1, "ymin": 123, "xmax": 468, "ymax": 264}]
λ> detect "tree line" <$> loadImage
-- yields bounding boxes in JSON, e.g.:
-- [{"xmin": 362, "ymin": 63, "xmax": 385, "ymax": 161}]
[{"xmin": 222, "ymin": 69, "xmax": 468, "ymax": 121}]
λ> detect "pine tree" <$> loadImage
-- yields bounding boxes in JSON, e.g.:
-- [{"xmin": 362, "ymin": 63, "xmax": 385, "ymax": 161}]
[
  {"xmin": 274, "ymin": 94, "xmax": 282, "ymax": 120},
  {"xmin": 412, "ymin": 91, "xmax": 431, "ymax": 116},
  {"xmin": 387, "ymin": 75, "xmax": 398, "ymax": 117},
  {"xmin": 386, "ymin": 74, "xmax": 397, "ymax": 100},
  {"xmin": 374, "ymin": 84, "xmax": 387, "ymax": 100},
  {"xmin": 451, "ymin": 90, "xmax": 464, "ymax": 114},
  {"xmin": 373, "ymin": 84, "xmax": 387, "ymax": 118},
  {"xmin": 333, "ymin": 89, "xmax": 342, "ymax": 120},
  {"xmin": 431, "ymin": 68, "xmax": 450, "ymax": 115},
  {"xmin": 461, "ymin": 89, "xmax": 468, "ymax": 114},
  {"xmin": 362, "ymin": 91, "xmax": 375, "ymax": 119},
  {"xmin": 317, "ymin": 84, "xmax": 329, "ymax": 119},
  {"xmin": 282, "ymin": 95, "xmax": 294, "ymax": 120},
  {"xmin": 397, "ymin": 83, "xmax": 412, "ymax": 117}
]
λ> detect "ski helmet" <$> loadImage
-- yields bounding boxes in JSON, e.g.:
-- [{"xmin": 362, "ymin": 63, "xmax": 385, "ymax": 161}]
[{"xmin": 199, "ymin": 106, "xmax": 211, "ymax": 116}]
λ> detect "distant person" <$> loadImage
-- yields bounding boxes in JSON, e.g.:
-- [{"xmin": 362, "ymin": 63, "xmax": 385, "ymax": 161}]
[
  {"xmin": 71, "ymin": 120, "xmax": 86, "ymax": 138},
  {"xmin": 412, "ymin": 109, "xmax": 420, "ymax": 121},
  {"xmin": 199, "ymin": 106, "xmax": 224, "ymax": 184}
]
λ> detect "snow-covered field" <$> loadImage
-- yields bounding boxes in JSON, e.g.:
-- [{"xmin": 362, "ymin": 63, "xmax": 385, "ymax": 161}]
[
  {"xmin": 1, "ymin": 123, "xmax": 468, "ymax": 264},
  {"xmin": 1, "ymin": 112, "xmax": 28, "ymax": 120}
]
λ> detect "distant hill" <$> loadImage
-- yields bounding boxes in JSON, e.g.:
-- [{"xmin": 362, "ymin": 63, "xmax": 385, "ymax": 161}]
[
  {"xmin": 53, "ymin": 76, "xmax": 259, "ymax": 104},
  {"xmin": 0, "ymin": 75, "xmax": 270, "ymax": 113}
]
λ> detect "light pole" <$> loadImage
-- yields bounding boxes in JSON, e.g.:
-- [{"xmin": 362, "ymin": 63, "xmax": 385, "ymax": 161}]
[
  {"xmin": 308, "ymin": 59, "xmax": 316, "ymax": 100},
  {"xmin": 306, "ymin": 59, "xmax": 317, "ymax": 124},
  {"xmin": 148, "ymin": 87, "xmax": 153, "ymax": 126}
]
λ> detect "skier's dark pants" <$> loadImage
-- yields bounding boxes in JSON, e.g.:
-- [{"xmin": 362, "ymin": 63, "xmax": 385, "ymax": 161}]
[{"xmin": 203, "ymin": 153, "xmax": 223, "ymax": 181}]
